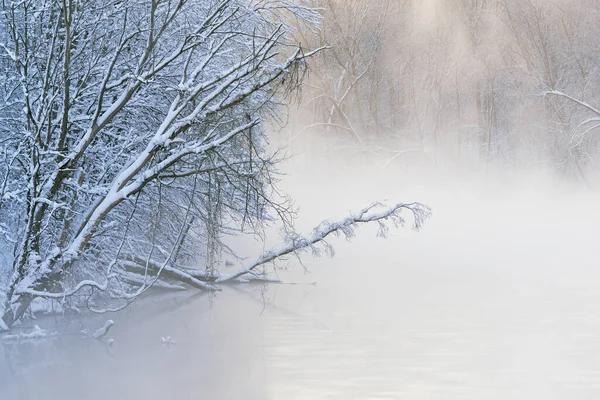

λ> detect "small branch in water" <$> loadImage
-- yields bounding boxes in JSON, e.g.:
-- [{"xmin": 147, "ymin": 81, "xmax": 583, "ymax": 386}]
[{"xmin": 93, "ymin": 319, "xmax": 114, "ymax": 339}]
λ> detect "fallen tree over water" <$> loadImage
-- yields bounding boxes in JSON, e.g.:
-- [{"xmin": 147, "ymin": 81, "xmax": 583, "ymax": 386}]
[
  {"xmin": 120, "ymin": 201, "xmax": 430, "ymax": 286},
  {"xmin": 1, "ymin": 200, "xmax": 430, "ymax": 330}
]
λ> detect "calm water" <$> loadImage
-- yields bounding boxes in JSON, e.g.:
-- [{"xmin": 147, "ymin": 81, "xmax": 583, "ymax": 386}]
[{"xmin": 3, "ymin": 177, "xmax": 600, "ymax": 399}]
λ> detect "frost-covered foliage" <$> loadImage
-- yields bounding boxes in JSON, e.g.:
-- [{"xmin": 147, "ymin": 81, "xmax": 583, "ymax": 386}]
[{"xmin": 0, "ymin": 0, "xmax": 323, "ymax": 327}]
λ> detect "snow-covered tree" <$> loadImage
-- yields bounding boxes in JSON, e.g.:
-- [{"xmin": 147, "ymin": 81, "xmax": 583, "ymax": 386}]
[{"xmin": 0, "ymin": 0, "xmax": 430, "ymax": 329}]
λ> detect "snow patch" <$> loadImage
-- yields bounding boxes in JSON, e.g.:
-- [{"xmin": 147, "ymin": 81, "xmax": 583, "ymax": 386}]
[
  {"xmin": 29, "ymin": 297, "xmax": 64, "ymax": 315},
  {"xmin": 0, "ymin": 317, "xmax": 8, "ymax": 332},
  {"xmin": 2, "ymin": 325, "xmax": 54, "ymax": 341},
  {"xmin": 2, "ymin": 334, "xmax": 19, "ymax": 342},
  {"xmin": 21, "ymin": 325, "xmax": 48, "ymax": 339},
  {"xmin": 160, "ymin": 336, "xmax": 175, "ymax": 346}
]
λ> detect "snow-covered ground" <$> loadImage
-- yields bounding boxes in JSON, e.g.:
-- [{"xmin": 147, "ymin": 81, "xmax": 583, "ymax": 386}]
[{"xmin": 2, "ymin": 160, "xmax": 600, "ymax": 399}]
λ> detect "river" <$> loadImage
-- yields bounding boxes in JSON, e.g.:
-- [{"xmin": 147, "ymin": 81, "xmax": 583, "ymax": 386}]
[{"xmin": 2, "ymin": 165, "xmax": 600, "ymax": 399}]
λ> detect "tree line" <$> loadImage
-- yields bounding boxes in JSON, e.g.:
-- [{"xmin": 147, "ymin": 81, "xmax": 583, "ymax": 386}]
[{"xmin": 292, "ymin": 0, "xmax": 600, "ymax": 179}]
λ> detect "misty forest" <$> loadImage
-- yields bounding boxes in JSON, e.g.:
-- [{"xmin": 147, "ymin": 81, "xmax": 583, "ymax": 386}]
[{"xmin": 3, "ymin": 0, "xmax": 600, "ymax": 399}]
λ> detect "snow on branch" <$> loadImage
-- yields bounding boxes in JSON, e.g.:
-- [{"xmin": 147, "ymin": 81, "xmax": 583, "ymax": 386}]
[
  {"xmin": 93, "ymin": 320, "xmax": 114, "ymax": 339},
  {"xmin": 543, "ymin": 90, "xmax": 600, "ymax": 117},
  {"xmin": 119, "ymin": 259, "xmax": 218, "ymax": 291},
  {"xmin": 217, "ymin": 202, "xmax": 431, "ymax": 283},
  {"xmin": 543, "ymin": 90, "xmax": 600, "ymax": 147},
  {"xmin": 15, "ymin": 279, "xmax": 108, "ymax": 299}
]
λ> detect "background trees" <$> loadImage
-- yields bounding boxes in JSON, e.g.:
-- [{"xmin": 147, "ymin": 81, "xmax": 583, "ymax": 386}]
[{"xmin": 291, "ymin": 0, "xmax": 600, "ymax": 177}]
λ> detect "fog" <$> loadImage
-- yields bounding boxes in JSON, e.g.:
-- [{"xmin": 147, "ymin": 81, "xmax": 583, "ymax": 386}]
[
  {"xmin": 3, "ymin": 0, "xmax": 600, "ymax": 398},
  {"xmin": 293, "ymin": 0, "xmax": 600, "ymax": 178},
  {"xmin": 3, "ymin": 150, "xmax": 600, "ymax": 399}
]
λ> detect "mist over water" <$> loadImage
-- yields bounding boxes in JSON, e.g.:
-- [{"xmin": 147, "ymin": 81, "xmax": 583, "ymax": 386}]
[
  {"xmin": 3, "ymin": 151, "xmax": 600, "ymax": 399},
  {"xmin": 4, "ymin": 0, "xmax": 600, "ymax": 398}
]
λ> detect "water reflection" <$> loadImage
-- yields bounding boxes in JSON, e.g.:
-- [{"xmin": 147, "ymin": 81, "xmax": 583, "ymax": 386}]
[
  {"xmin": 1, "ymin": 290, "xmax": 269, "ymax": 400},
  {"xmin": 3, "ymin": 189, "xmax": 600, "ymax": 399}
]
